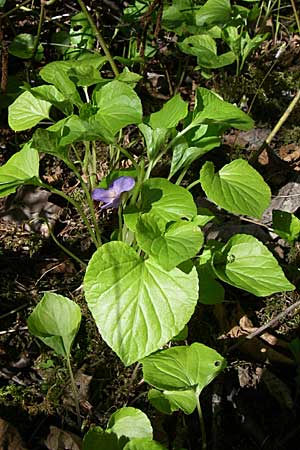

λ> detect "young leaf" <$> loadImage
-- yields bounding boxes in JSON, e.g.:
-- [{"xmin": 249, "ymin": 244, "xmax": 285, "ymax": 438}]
[
  {"xmin": 142, "ymin": 343, "xmax": 226, "ymax": 395},
  {"xmin": 200, "ymin": 159, "xmax": 271, "ymax": 219},
  {"xmin": 139, "ymin": 124, "xmax": 169, "ymax": 160},
  {"xmin": 212, "ymin": 234, "xmax": 295, "ymax": 296},
  {"xmin": 83, "ymin": 427, "xmax": 118, "ymax": 450},
  {"xmin": 8, "ymin": 90, "xmax": 51, "ymax": 131},
  {"xmin": 108, "ymin": 407, "xmax": 153, "ymax": 443},
  {"xmin": 136, "ymin": 214, "xmax": 204, "ymax": 271},
  {"xmin": 192, "ymin": 88, "xmax": 254, "ymax": 130},
  {"xmin": 196, "ymin": 0, "xmax": 232, "ymax": 27},
  {"xmin": 0, "ymin": 144, "xmax": 40, "ymax": 197},
  {"xmin": 9, "ymin": 33, "xmax": 44, "ymax": 60},
  {"xmin": 27, "ymin": 293, "xmax": 81, "ymax": 358},
  {"xmin": 148, "ymin": 388, "xmax": 197, "ymax": 415},
  {"xmin": 124, "ymin": 438, "xmax": 167, "ymax": 450},
  {"xmin": 93, "ymin": 80, "xmax": 143, "ymax": 141},
  {"xmin": 84, "ymin": 242, "xmax": 198, "ymax": 366},
  {"xmin": 141, "ymin": 178, "xmax": 197, "ymax": 223},
  {"xmin": 273, "ymin": 210, "xmax": 300, "ymax": 243},
  {"xmin": 149, "ymin": 94, "xmax": 188, "ymax": 129}
]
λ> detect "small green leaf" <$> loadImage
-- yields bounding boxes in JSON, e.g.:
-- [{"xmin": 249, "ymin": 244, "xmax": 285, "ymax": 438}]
[
  {"xmin": 84, "ymin": 242, "xmax": 198, "ymax": 366},
  {"xmin": 83, "ymin": 427, "xmax": 118, "ymax": 450},
  {"xmin": 148, "ymin": 388, "xmax": 197, "ymax": 415},
  {"xmin": 212, "ymin": 234, "xmax": 295, "ymax": 296},
  {"xmin": 200, "ymin": 159, "xmax": 271, "ymax": 219},
  {"xmin": 149, "ymin": 94, "xmax": 188, "ymax": 129},
  {"xmin": 192, "ymin": 88, "xmax": 254, "ymax": 130},
  {"xmin": 139, "ymin": 124, "xmax": 170, "ymax": 160},
  {"xmin": 136, "ymin": 214, "xmax": 204, "ymax": 271},
  {"xmin": 142, "ymin": 343, "xmax": 226, "ymax": 395},
  {"xmin": 39, "ymin": 62, "xmax": 83, "ymax": 107},
  {"xmin": 124, "ymin": 438, "xmax": 167, "ymax": 450},
  {"xmin": 108, "ymin": 407, "xmax": 153, "ymax": 443},
  {"xmin": 141, "ymin": 178, "xmax": 197, "ymax": 223},
  {"xmin": 196, "ymin": 0, "xmax": 232, "ymax": 27},
  {"xmin": 0, "ymin": 144, "xmax": 40, "ymax": 197},
  {"xmin": 273, "ymin": 210, "xmax": 300, "ymax": 243},
  {"xmin": 93, "ymin": 80, "xmax": 142, "ymax": 141},
  {"xmin": 27, "ymin": 292, "xmax": 81, "ymax": 358},
  {"xmin": 9, "ymin": 33, "xmax": 43, "ymax": 60},
  {"xmin": 30, "ymin": 85, "xmax": 73, "ymax": 116},
  {"xmin": 170, "ymin": 126, "xmax": 220, "ymax": 177},
  {"xmin": 8, "ymin": 90, "xmax": 51, "ymax": 131}
]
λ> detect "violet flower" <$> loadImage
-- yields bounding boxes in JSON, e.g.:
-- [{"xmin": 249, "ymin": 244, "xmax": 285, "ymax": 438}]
[{"xmin": 92, "ymin": 176, "xmax": 135, "ymax": 209}]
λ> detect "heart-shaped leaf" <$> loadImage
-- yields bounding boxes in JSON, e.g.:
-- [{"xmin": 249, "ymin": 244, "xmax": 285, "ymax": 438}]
[
  {"xmin": 136, "ymin": 214, "xmax": 204, "ymax": 270},
  {"xmin": 8, "ymin": 90, "xmax": 51, "ymax": 131},
  {"xmin": 0, "ymin": 144, "xmax": 40, "ymax": 197},
  {"xmin": 212, "ymin": 234, "xmax": 295, "ymax": 296},
  {"xmin": 142, "ymin": 343, "xmax": 226, "ymax": 395},
  {"xmin": 149, "ymin": 94, "xmax": 188, "ymax": 129},
  {"xmin": 84, "ymin": 242, "xmax": 198, "ymax": 365},
  {"xmin": 27, "ymin": 292, "xmax": 81, "ymax": 358},
  {"xmin": 200, "ymin": 159, "xmax": 271, "ymax": 218}
]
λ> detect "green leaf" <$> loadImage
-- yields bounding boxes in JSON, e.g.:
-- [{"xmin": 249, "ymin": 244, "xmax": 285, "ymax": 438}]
[
  {"xmin": 170, "ymin": 126, "xmax": 220, "ymax": 177},
  {"xmin": 141, "ymin": 178, "xmax": 197, "ymax": 223},
  {"xmin": 0, "ymin": 144, "xmax": 40, "ymax": 197},
  {"xmin": 39, "ymin": 62, "xmax": 83, "ymax": 106},
  {"xmin": 117, "ymin": 67, "xmax": 143, "ymax": 87},
  {"xmin": 273, "ymin": 210, "xmax": 300, "ymax": 243},
  {"xmin": 196, "ymin": 0, "xmax": 232, "ymax": 27},
  {"xmin": 8, "ymin": 90, "xmax": 51, "ymax": 131},
  {"xmin": 0, "ymin": 1, "xmax": 6, "ymax": 7},
  {"xmin": 124, "ymin": 438, "xmax": 167, "ymax": 450},
  {"xmin": 149, "ymin": 94, "xmax": 188, "ymax": 129},
  {"xmin": 200, "ymin": 159, "xmax": 271, "ymax": 219},
  {"xmin": 29, "ymin": 85, "xmax": 73, "ymax": 116},
  {"xmin": 83, "ymin": 407, "xmax": 153, "ymax": 450},
  {"xmin": 93, "ymin": 80, "xmax": 143, "ymax": 141},
  {"xmin": 139, "ymin": 124, "xmax": 169, "ymax": 160},
  {"xmin": 142, "ymin": 343, "xmax": 226, "ymax": 395},
  {"xmin": 84, "ymin": 242, "xmax": 198, "ymax": 366},
  {"xmin": 27, "ymin": 292, "xmax": 81, "ymax": 358},
  {"xmin": 83, "ymin": 427, "xmax": 118, "ymax": 450},
  {"xmin": 148, "ymin": 388, "xmax": 197, "ymax": 415},
  {"xmin": 162, "ymin": 0, "xmax": 198, "ymax": 35},
  {"xmin": 125, "ymin": 178, "xmax": 197, "ymax": 232},
  {"xmin": 212, "ymin": 234, "xmax": 295, "ymax": 296},
  {"xmin": 108, "ymin": 407, "xmax": 153, "ymax": 444},
  {"xmin": 198, "ymin": 266, "xmax": 224, "ymax": 305},
  {"xmin": 192, "ymin": 88, "xmax": 254, "ymax": 131},
  {"xmin": 136, "ymin": 214, "xmax": 204, "ymax": 271},
  {"xmin": 179, "ymin": 35, "xmax": 236, "ymax": 69},
  {"xmin": 9, "ymin": 33, "xmax": 43, "ymax": 60}
]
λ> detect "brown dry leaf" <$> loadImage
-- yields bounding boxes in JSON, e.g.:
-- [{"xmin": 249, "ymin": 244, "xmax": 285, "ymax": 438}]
[
  {"xmin": 45, "ymin": 426, "xmax": 82, "ymax": 450},
  {"xmin": 226, "ymin": 315, "xmax": 294, "ymax": 365},
  {"xmin": 0, "ymin": 418, "xmax": 28, "ymax": 450},
  {"xmin": 279, "ymin": 143, "xmax": 300, "ymax": 170}
]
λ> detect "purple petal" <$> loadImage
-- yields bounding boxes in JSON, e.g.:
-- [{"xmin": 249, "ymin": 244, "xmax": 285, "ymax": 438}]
[
  {"xmin": 100, "ymin": 197, "xmax": 121, "ymax": 210},
  {"xmin": 92, "ymin": 188, "xmax": 115, "ymax": 202},
  {"xmin": 109, "ymin": 176, "xmax": 135, "ymax": 195}
]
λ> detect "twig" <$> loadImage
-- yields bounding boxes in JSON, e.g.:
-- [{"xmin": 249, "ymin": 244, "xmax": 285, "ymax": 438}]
[
  {"xmin": 76, "ymin": 0, "xmax": 119, "ymax": 77},
  {"xmin": 249, "ymin": 89, "xmax": 300, "ymax": 164},
  {"xmin": 227, "ymin": 299, "xmax": 300, "ymax": 354}
]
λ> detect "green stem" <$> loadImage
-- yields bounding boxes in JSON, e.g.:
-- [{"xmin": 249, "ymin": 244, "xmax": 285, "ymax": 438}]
[
  {"xmin": 175, "ymin": 167, "xmax": 188, "ymax": 185},
  {"xmin": 249, "ymin": 89, "xmax": 300, "ymax": 164},
  {"xmin": 196, "ymin": 394, "xmax": 207, "ymax": 450},
  {"xmin": 67, "ymin": 162, "xmax": 102, "ymax": 246},
  {"xmin": 38, "ymin": 181, "xmax": 99, "ymax": 247},
  {"xmin": 46, "ymin": 221, "xmax": 87, "ymax": 268},
  {"xmin": 118, "ymin": 204, "xmax": 123, "ymax": 241},
  {"xmin": 187, "ymin": 179, "xmax": 201, "ymax": 191},
  {"xmin": 32, "ymin": 0, "xmax": 44, "ymax": 60},
  {"xmin": 76, "ymin": 0, "xmax": 119, "ymax": 77},
  {"xmin": 66, "ymin": 355, "xmax": 81, "ymax": 428},
  {"xmin": 115, "ymin": 144, "xmax": 140, "ymax": 170},
  {"xmin": 290, "ymin": 0, "xmax": 300, "ymax": 34},
  {"xmin": 1, "ymin": 0, "xmax": 32, "ymax": 18}
]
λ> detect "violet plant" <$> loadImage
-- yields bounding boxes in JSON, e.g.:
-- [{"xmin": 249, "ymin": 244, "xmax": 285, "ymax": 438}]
[{"xmin": 1, "ymin": 0, "xmax": 297, "ymax": 447}]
